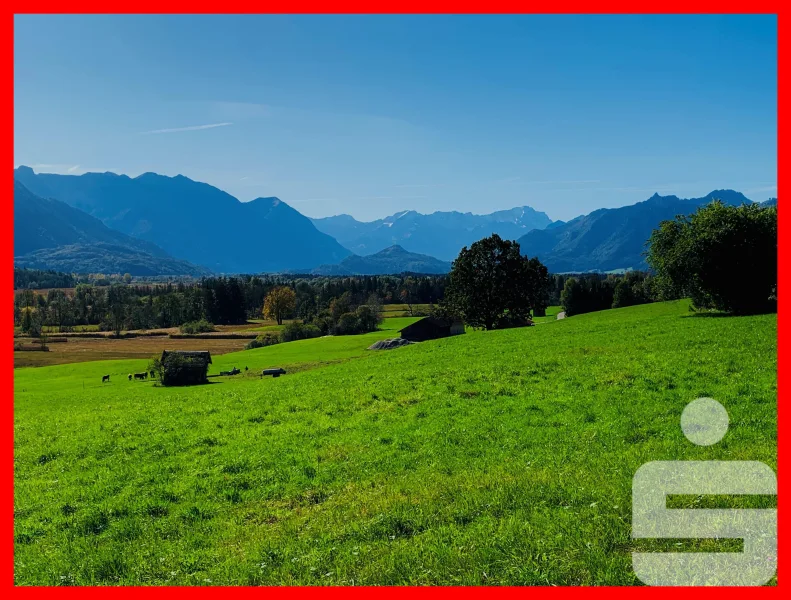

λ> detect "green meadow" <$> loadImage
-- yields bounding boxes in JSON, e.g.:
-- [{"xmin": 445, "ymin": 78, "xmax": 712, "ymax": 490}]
[{"xmin": 13, "ymin": 301, "xmax": 777, "ymax": 585}]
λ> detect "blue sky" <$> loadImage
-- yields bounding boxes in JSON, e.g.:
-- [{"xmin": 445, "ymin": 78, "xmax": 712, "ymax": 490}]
[{"xmin": 14, "ymin": 14, "xmax": 777, "ymax": 222}]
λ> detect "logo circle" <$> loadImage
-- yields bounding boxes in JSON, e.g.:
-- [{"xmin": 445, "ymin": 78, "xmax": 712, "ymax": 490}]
[{"xmin": 680, "ymin": 397, "xmax": 729, "ymax": 446}]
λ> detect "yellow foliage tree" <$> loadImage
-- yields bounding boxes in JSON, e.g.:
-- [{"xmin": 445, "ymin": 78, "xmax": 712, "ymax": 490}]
[{"xmin": 263, "ymin": 286, "xmax": 296, "ymax": 325}]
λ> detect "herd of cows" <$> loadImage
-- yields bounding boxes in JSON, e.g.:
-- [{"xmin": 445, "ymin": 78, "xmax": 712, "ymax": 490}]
[{"xmin": 99, "ymin": 366, "xmax": 288, "ymax": 383}]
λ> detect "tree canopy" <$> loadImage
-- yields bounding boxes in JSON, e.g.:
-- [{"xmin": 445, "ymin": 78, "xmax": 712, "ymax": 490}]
[
  {"xmin": 446, "ymin": 234, "xmax": 551, "ymax": 330},
  {"xmin": 647, "ymin": 200, "xmax": 777, "ymax": 315}
]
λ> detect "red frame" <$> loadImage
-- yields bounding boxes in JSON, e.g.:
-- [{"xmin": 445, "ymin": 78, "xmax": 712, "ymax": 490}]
[{"xmin": 4, "ymin": 6, "xmax": 783, "ymax": 596}]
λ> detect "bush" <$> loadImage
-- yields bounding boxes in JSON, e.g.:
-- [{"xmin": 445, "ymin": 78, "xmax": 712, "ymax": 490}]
[
  {"xmin": 354, "ymin": 305, "xmax": 381, "ymax": 333},
  {"xmin": 312, "ymin": 315, "xmax": 334, "ymax": 336},
  {"xmin": 334, "ymin": 312, "xmax": 361, "ymax": 335},
  {"xmin": 280, "ymin": 322, "xmax": 322, "ymax": 342},
  {"xmin": 179, "ymin": 319, "xmax": 215, "ymax": 334},
  {"xmin": 647, "ymin": 201, "xmax": 777, "ymax": 315},
  {"xmin": 245, "ymin": 333, "xmax": 280, "ymax": 350}
]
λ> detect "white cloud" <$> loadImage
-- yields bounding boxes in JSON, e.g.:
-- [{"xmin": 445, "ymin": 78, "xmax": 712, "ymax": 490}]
[
  {"xmin": 67, "ymin": 165, "xmax": 80, "ymax": 173},
  {"xmin": 139, "ymin": 122, "xmax": 233, "ymax": 135}
]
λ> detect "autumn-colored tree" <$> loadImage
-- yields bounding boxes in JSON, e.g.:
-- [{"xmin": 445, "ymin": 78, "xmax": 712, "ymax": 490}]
[{"xmin": 263, "ymin": 286, "xmax": 296, "ymax": 325}]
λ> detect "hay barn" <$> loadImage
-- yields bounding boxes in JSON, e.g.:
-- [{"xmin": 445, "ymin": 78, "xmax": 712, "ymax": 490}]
[
  {"xmin": 160, "ymin": 350, "xmax": 212, "ymax": 386},
  {"xmin": 399, "ymin": 317, "xmax": 465, "ymax": 342}
]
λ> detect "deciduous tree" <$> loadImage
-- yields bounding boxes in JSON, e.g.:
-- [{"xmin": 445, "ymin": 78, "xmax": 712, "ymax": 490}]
[{"xmin": 263, "ymin": 286, "xmax": 297, "ymax": 325}]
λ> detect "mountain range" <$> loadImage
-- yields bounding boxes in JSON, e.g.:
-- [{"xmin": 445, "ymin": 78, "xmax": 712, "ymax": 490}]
[
  {"xmin": 311, "ymin": 206, "xmax": 553, "ymax": 261},
  {"xmin": 14, "ymin": 180, "xmax": 209, "ymax": 276},
  {"xmin": 516, "ymin": 190, "xmax": 755, "ymax": 273},
  {"xmin": 13, "ymin": 165, "xmax": 772, "ymax": 275},
  {"xmin": 14, "ymin": 166, "xmax": 350, "ymax": 273},
  {"xmin": 306, "ymin": 245, "xmax": 452, "ymax": 275}
]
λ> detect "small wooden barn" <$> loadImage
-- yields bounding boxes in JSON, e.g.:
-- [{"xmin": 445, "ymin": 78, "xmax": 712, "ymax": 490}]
[
  {"xmin": 160, "ymin": 350, "xmax": 212, "ymax": 386},
  {"xmin": 399, "ymin": 317, "xmax": 465, "ymax": 342}
]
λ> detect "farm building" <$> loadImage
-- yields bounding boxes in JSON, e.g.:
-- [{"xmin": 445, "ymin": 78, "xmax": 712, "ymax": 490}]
[
  {"xmin": 399, "ymin": 317, "xmax": 465, "ymax": 342},
  {"xmin": 160, "ymin": 350, "xmax": 212, "ymax": 386}
]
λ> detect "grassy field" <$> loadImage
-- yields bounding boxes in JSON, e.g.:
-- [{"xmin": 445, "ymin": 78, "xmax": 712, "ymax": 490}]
[
  {"xmin": 12, "ymin": 318, "xmax": 419, "ymax": 370},
  {"xmin": 13, "ymin": 301, "xmax": 776, "ymax": 585},
  {"xmin": 13, "ymin": 311, "xmax": 420, "ymax": 368}
]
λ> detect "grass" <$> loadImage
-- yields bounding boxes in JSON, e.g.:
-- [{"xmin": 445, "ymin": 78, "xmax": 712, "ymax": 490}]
[
  {"xmin": 532, "ymin": 305, "xmax": 562, "ymax": 324},
  {"xmin": 13, "ymin": 318, "xmax": 419, "ymax": 369},
  {"xmin": 13, "ymin": 301, "xmax": 776, "ymax": 585}
]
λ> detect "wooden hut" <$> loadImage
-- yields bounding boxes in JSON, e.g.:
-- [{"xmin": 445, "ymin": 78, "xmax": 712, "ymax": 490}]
[
  {"xmin": 399, "ymin": 317, "xmax": 465, "ymax": 342},
  {"xmin": 160, "ymin": 350, "xmax": 212, "ymax": 386}
]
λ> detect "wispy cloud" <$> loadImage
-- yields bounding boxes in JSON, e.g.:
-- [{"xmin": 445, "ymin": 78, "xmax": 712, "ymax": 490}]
[
  {"xmin": 67, "ymin": 165, "xmax": 80, "ymax": 173},
  {"xmin": 139, "ymin": 122, "xmax": 233, "ymax": 135}
]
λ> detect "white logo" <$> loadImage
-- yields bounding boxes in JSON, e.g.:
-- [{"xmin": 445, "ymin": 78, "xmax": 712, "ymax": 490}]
[{"xmin": 632, "ymin": 398, "xmax": 777, "ymax": 586}]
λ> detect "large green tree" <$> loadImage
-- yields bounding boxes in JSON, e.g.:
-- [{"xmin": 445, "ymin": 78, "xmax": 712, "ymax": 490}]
[
  {"xmin": 647, "ymin": 200, "xmax": 777, "ymax": 315},
  {"xmin": 446, "ymin": 234, "xmax": 551, "ymax": 330}
]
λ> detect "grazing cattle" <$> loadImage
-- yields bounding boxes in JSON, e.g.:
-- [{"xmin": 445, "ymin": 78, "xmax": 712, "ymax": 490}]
[
  {"xmin": 134, "ymin": 372, "xmax": 147, "ymax": 380},
  {"xmin": 261, "ymin": 368, "xmax": 287, "ymax": 378},
  {"xmin": 220, "ymin": 367, "xmax": 241, "ymax": 376},
  {"xmin": 128, "ymin": 374, "xmax": 133, "ymax": 381},
  {"xmin": 245, "ymin": 366, "xmax": 248, "ymax": 371},
  {"xmin": 102, "ymin": 375, "xmax": 110, "ymax": 383}
]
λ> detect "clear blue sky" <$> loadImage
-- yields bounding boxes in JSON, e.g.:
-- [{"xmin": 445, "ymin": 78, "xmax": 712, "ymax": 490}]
[{"xmin": 14, "ymin": 14, "xmax": 777, "ymax": 222}]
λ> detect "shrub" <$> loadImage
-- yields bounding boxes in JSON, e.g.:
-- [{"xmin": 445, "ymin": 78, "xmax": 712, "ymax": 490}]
[
  {"xmin": 245, "ymin": 333, "xmax": 280, "ymax": 350},
  {"xmin": 647, "ymin": 201, "xmax": 777, "ymax": 315},
  {"xmin": 280, "ymin": 322, "xmax": 322, "ymax": 342},
  {"xmin": 312, "ymin": 315, "xmax": 334, "ymax": 336},
  {"xmin": 179, "ymin": 319, "xmax": 215, "ymax": 334},
  {"xmin": 354, "ymin": 305, "xmax": 381, "ymax": 333},
  {"xmin": 334, "ymin": 312, "xmax": 361, "ymax": 335}
]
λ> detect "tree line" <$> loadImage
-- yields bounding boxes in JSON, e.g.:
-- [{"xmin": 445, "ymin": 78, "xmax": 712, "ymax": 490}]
[{"xmin": 13, "ymin": 274, "xmax": 448, "ymax": 335}]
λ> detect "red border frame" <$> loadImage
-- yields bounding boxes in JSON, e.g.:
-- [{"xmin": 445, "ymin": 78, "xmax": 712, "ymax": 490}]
[{"xmin": 5, "ymin": 7, "xmax": 783, "ymax": 596}]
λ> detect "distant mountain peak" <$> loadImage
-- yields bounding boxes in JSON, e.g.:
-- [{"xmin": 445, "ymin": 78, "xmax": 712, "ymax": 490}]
[
  {"xmin": 13, "ymin": 169, "xmax": 350, "ymax": 273},
  {"xmin": 308, "ymin": 244, "xmax": 451, "ymax": 275},
  {"xmin": 311, "ymin": 204, "xmax": 553, "ymax": 260},
  {"xmin": 378, "ymin": 244, "xmax": 408, "ymax": 253}
]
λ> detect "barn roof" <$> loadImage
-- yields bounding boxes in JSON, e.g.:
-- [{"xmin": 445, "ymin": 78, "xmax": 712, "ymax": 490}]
[
  {"xmin": 161, "ymin": 350, "xmax": 212, "ymax": 364},
  {"xmin": 399, "ymin": 316, "xmax": 460, "ymax": 333}
]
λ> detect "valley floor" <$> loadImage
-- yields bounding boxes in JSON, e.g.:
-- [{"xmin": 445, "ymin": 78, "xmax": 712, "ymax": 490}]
[{"xmin": 13, "ymin": 301, "xmax": 777, "ymax": 585}]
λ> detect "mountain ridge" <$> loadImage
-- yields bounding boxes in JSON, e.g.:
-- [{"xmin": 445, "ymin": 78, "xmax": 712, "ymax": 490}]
[
  {"xmin": 305, "ymin": 244, "xmax": 452, "ymax": 275},
  {"xmin": 14, "ymin": 166, "xmax": 351, "ymax": 273},
  {"xmin": 13, "ymin": 180, "xmax": 210, "ymax": 276},
  {"xmin": 516, "ymin": 189, "xmax": 756, "ymax": 272},
  {"xmin": 311, "ymin": 205, "xmax": 553, "ymax": 260}
]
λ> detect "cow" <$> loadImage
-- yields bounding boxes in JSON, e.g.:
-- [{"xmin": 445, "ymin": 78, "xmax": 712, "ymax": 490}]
[
  {"xmin": 128, "ymin": 374, "xmax": 133, "ymax": 381},
  {"xmin": 102, "ymin": 375, "xmax": 110, "ymax": 383},
  {"xmin": 134, "ymin": 372, "xmax": 147, "ymax": 380},
  {"xmin": 261, "ymin": 368, "xmax": 287, "ymax": 378},
  {"xmin": 220, "ymin": 367, "xmax": 241, "ymax": 376},
  {"xmin": 245, "ymin": 366, "xmax": 248, "ymax": 371}
]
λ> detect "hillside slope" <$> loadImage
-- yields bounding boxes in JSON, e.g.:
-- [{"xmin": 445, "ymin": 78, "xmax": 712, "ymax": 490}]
[
  {"xmin": 517, "ymin": 190, "xmax": 754, "ymax": 272},
  {"xmin": 13, "ymin": 181, "xmax": 209, "ymax": 275},
  {"xmin": 14, "ymin": 166, "xmax": 351, "ymax": 273},
  {"xmin": 14, "ymin": 301, "xmax": 776, "ymax": 584}
]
